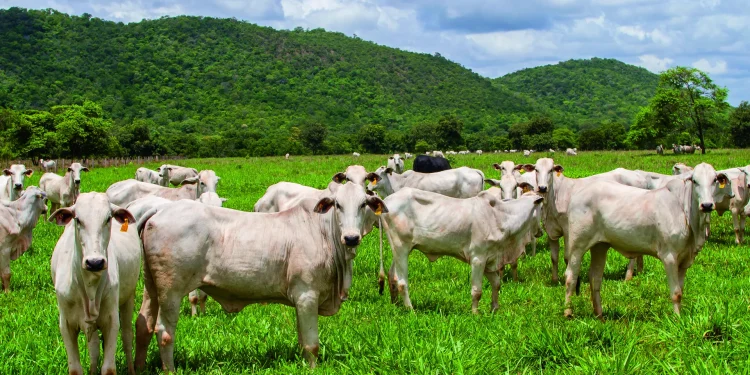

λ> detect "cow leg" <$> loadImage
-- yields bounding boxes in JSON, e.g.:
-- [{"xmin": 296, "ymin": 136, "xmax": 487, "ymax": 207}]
[
  {"xmin": 199, "ymin": 292, "xmax": 207, "ymax": 315},
  {"xmin": 662, "ymin": 257, "xmax": 682, "ymax": 315},
  {"xmin": 101, "ymin": 312, "xmax": 120, "ymax": 375},
  {"xmin": 549, "ymin": 238, "xmax": 561, "ymax": 283},
  {"xmin": 732, "ymin": 211, "xmax": 743, "ymax": 244},
  {"xmin": 739, "ymin": 213, "xmax": 746, "ymax": 244},
  {"xmin": 60, "ymin": 318, "xmax": 84, "ymax": 375},
  {"xmin": 563, "ymin": 252, "xmax": 583, "ymax": 318},
  {"xmin": 530, "ymin": 239, "xmax": 537, "ymax": 257},
  {"xmin": 135, "ymin": 267, "xmax": 159, "ymax": 370},
  {"xmin": 392, "ymin": 253, "xmax": 412, "ymax": 309},
  {"xmin": 589, "ymin": 245, "xmax": 608, "ymax": 321},
  {"xmin": 155, "ymin": 295, "xmax": 181, "ymax": 372},
  {"xmin": 85, "ymin": 328, "xmax": 100, "ymax": 375},
  {"xmin": 637, "ymin": 256, "xmax": 644, "ymax": 274},
  {"xmin": 469, "ymin": 258, "xmax": 486, "ymax": 314},
  {"xmin": 0, "ymin": 251, "xmax": 10, "ymax": 293},
  {"xmin": 189, "ymin": 291, "xmax": 199, "ymax": 317},
  {"xmin": 387, "ymin": 262, "xmax": 398, "ymax": 304},
  {"xmin": 484, "ymin": 268, "xmax": 501, "ymax": 313},
  {"xmin": 294, "ymin": 292, "xmax": 320, "ymax": 368},
  {"xmin": 511, "ymin": 261, "xmax": 518, "ymax": 282},
  {"xmin": 625, "ymin": 258, "xmax": 636, "ymax": 281},
  {"xmin": 120, "ymin": 297, "xmax": 136, "ymax": 375}
]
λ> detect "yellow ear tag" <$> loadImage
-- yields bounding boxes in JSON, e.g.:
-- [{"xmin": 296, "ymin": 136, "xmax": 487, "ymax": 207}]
[
  {"xmin": 719, "ymin": 182, "xmax": 726, "ymax": 188},
  {"xmin": 523, "ymin": 186, "xmax": 531, "ymax": 193},
  {"xmin": 120, "ymin": 218, "xmax": 129, "ymax": 232},
  {"xmin": 372, "ymin": 179, "xmax": 377, "ymax": 187},
  {"xmin": 375, "ymin": 206, "xmax": 382, "ymax": 216},
  {"xmin": 556, "ymin": 171, "xmax": 561, "ymax": 177}
]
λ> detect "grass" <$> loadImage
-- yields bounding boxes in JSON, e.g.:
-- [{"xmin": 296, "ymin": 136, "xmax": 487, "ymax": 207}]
[{"xmin": 1, "ymin": 150, "xmax": 750, "ymax": 374}]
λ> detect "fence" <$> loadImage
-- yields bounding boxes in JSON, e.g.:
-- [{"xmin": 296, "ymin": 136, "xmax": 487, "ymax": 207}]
[{"xmin": 1, "ymin": 156, "xmax": 187, "ymax": 170}]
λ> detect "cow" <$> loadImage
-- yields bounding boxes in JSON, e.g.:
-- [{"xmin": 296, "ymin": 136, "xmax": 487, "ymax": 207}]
[
  {"xmin": 715, "ymin": 166, "xmax": 750, "ymax": 244},
  {"xmin": 404, "ymin": 153, "xmax": 412, "ymax": 159},
  {"xmin": 39, "ymin": 162, "xmax": 90, "ymax": 213},
  {"xmin": 106, "ymin": 170, "xmax": 220, "ymax": 206},
  {"xmin": 493, "ymin": 161, "xmax": 517, "ymax": 178},
  {"xmin": 549, "ymin": 149, "xmax": 555, "ymax": 153},
  {"xmin": 673, "ymin": 163, "xmax": 693, "ymax": 175},
  {"xmin": 413, "ymin": 155, "xmax": 451, "ymax": 173},
  {"xmin": 285, "ymin": 153, "xmax": 290, "ymax": 160},
  {"xmin": 510, "ymin": 149, "xmax": 517, "ymax": 153},
  {"xmin": 367, "ymin": 166, "xmax": 484, "ymax": 199},
  {"xmin": 0, "ymin": 186, "xmax": 47, "ymax": 292},
  {"xmin": 432, "ymin": 151, "xmax": 445, "ymax": 158},
  {"xmin": 0, "ymin": 164, "xmax": 33, "ymax": 202},
  {"xmin": 381, "ymin": 188, "xmax": 543, "ymax": 313},
  {"xmin": 40, "ymin": 158, "xmax": 57, "ymax": 173},
  {"xmin": 254, "ymin": 181, "xmax": 341, "ymax": 213},
  {"xmin": 561, "ymin": 163, "xmax": 732, "ymax": 319},
  {"xmin": 458, "ymin": 150, "xmax": 469, "ymax": 155},
  {"xmin": 49, "ymin": 193, "xmax": 140, "ymax": 375},
  {"xmin": 135, "ymin": 167, "xmax": 166, "ymax": 186},
  {"xmin": 523, "ymin": 150, "xmax": 531, "ymax": 157},
  {"xmin": 656, "ymin": 145, "xmax": 664, "ymax": 155},
  {"xmin": 682, "ymin": 145, "xmax": 696, "ymax": 154},
  {"xmin": 695, "ymin": 145, "xmax": 703, "ymax": 153},
  {"xmin": 352, "ymin": 152, "xmax": 361, "ymax": 157},
  {"xmin": 566, "ymin": 148, "xmax": 577, "ymax": 156},
  {"xmin": 673, "ymin": 144, "xmax": 682, "ymax": 154},
  {"xmin": 159, "ymin": 165, "xmax": 199, "ymax": 187},
  {"xmin": 476, "ymin": 150, "xmax": 483, "ymax": 155},
  {"xmin": 133, "ymin": 182, "xmax": 387, "ymax": 370},
  {"xmin": 387, "ymin": 154, "xmax": 405, "ymax": 174}
]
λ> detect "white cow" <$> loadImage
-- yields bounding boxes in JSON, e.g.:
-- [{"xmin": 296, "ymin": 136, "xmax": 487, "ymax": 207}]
[
  {"xmin": 255, "ymin": 181, "xmax": 341, "ymax": 213},
  {"xmin": 352, "ymin": 152, "xmax": 361, "ymax": 157},
  {"xmin": 561, "ymin": 163, "xmax": 732, "ymax": 318},
  {"xmin": 432, "ymin": 151, "xmax": 445, "ymax": 158},
  {"xmin": 566, "ymin": 148, "xmax": 577, "ymax": 156},
  {"xmin": 366, "ymin": 166, "xmax": 485, "ymax": 199},
  {"xmin": 285, "ymin": 153, "xmax": 290, "ymax": 160},
  {"xmin": 673, "ymin": 163, "xmax": 693, "ymax": 175},
  {"xmin": 134, "ymin": 182, "xmax": 387, "ymax": 370},
  {"xmin": 50, "ymin": 193, "xmax": 140, "ymax": 375},
  {"xmin": 381, "ymin": 188, "xmax": 543, "ymax": 312},
  {"xmin": 40, "ymin": 158, "xmax": 57, "ymax": 173},
  {"xmin": 0, "ymin": 186, "xmax": 47, "ymax": 292},
  {"xmin": 716, "ymin": 166, "xmax": 750, "ymax": 244},
  {"xmin": 656, "ymin": 145, "xmax": 664, "ymax": 155},
  {"xmin": 476, "ymin": 150, "xmax": 483, "ymax": 155},
  {"xmin": 404, "ymin": 153, "xmax": 412, "ymax": 159},
  {"xmin": 135, "ymin": 167, "xmax": 166, "ymax": 186},
  {"xmin": 39, "ymin": 162, "xmax": 89, "ymax": 212},
  {"xmin": 106, "ymin": 170, "xmax": 220, "ymax": 206},
  {"xmin": 387, "ymin": 154, "xmax": 405, "ymax": 174},
  {"xmin": 523, "ymin": 150, "xmax": 531, "ymax": 157},
  {"xmin": 159, "ymin": 164, "xmax": 199, "ymax": 187},
  {"xmin": 1, "ymin": 164, "xmax": 33, "ymax": 201}
]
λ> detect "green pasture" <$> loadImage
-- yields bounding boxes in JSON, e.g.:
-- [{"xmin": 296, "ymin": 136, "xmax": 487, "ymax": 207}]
[{"xmin": 1, "ymin": 150, "xmax": 749, "ymax": 374}]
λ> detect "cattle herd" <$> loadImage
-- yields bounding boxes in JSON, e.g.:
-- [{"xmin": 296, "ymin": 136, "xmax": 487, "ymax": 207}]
[{"xmin": 1, "ymin": 153, "xmax": 748, "ymax": 373}]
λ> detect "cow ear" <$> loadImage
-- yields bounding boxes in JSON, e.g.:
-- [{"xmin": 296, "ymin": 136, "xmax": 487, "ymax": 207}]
[
  {"xmin": 518, "ymin": 182, "xmax": 533, "ymax": 193},
  {"xmin": 366, "ymin": 172, "xmax": 380, "ymax": 183},
  {"xmin": 553, "ymin": 165, "xmax": 564, "ymax": 174},
  {"xmin": 385, "ymin": 168, "xmax": 394, "ymax": 175},
  {"xmin": 111, "ymin": 205, "xmax": 136, "ymax": 225},
  {"xmin": 365, "ymin": 189, "xmax": 375, "ymax": 196},
  {"xmin": 484, "ymin": 179, "xmax": 500, "ymax": 187},
  {"xmin": 81, "ymin": 167, "xmax": 89, "ymax": 172},
  {"xmin": 366, "ymin": 196, "xmax": 388, "ymax": 215},
  {"xmin": 24, "ymin": 169, "xmax": 33, "ymax": 176},
  {"xmin": 2, "ymin": 169, "xmax": 10, "ymax": 176},
  {"xmin": 180, "ymin": 176, "xmax": 199, "ymax": 185},
  {"xmin": 523, "ymin": 164, "xmax": 536, "ymax": 172},
  {"xmin": 220, "ymin": 198, "xmax": 228, "ymax": 202},
  {"xmin": 332, "ymin": 172, "xmax": 347, "ymax": 184},
  {"xmin": 716, "ymin": 173, "xmax": 729, "ymax": 188},
  {"xmin": 683, "ymin": 173, "xmax": 694, "ymax": 182},
  {"xmin": 532, "ymin": 195, "xmax": 544, "ymax": 205},
  {"xmin": 49, "ymin": 207, "xmax": 75, "ymax": 226},
  {"xmin": 389, "ymin": 157, "xmax": 394, "ymax": 160},
  {"xmin": 314, "ymin": 197, "xmax": 335, "ymax": 214},
  {"xmin": 493, "ymin": 163, "xmax": 502, "ymax": 170}
]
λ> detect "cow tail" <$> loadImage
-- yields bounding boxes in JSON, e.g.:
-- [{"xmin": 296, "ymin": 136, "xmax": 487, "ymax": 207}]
[
  {"xmin": 378, "ymin": 216, "xmax": 386, "ymax": 296},
  {"xmin": 136, "ymin": 207, "xmax": 159, "ymax": 237}
]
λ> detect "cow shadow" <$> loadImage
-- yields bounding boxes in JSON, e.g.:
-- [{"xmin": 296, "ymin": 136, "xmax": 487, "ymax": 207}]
[{"xmin": 138, "ymin": 342, "xmax": 304, "ymax": 373}]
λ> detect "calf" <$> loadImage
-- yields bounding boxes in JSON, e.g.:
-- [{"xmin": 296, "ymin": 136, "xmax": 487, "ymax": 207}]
[
  {"xmin": 413, "ymin": 155, "xmax": 451, "ymax": 173},
  {"xmin": 1, "ymin": 164, "xmax": 33, "ymax": 201},
  {"xmin": 562, "ymin": 163, "xmax": 731, "ymax": 318},
  {"xmin": 387, "ymin": 154, "xmax": 405, "ymax": 174},
  {"xmin": 135, "ymin": 167, "xmax": 166, "ymax": 186},
  {"xmin": 134, "ymin": 183, "xmax": 387, "ymax": 370},
  {"xmin": 39, "ymin": 162, "xmax": 89, "ymax": 212},
  {"xmin": 0, "ymin": 186, "xmax": 47, "ymax": 292},
  {"xmin": 50, "ymin": 193, "xmax": 140, "ymax": 375},
  {"xmin": 367, "ymin": 166, "xmax": 484, "ymax": 198},
  {"xmin": 381, "ymin": 188, "xmax": 543, "ymax": 312}
]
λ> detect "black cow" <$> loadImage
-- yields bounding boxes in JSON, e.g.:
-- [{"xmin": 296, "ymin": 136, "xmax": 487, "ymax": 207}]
[{"xmin": 413, "ymin": 155, "xmax": 451, "ymax": 173}]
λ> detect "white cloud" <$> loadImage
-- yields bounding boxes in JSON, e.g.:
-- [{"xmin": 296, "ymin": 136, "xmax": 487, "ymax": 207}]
[
  {"xmin": 692, "ymin": 58, "xmax": 728, "ymax": 75},
  {"xmin": 89, "ymin": 1, "xmax": 184, "ymax": 23},
  {"xmin": 637, "ymin": 54, "xmax": 673, "ymax": 72},
  {"xmin": 466, "ymin": 29, "xmax": 559, "ymax": 60}
]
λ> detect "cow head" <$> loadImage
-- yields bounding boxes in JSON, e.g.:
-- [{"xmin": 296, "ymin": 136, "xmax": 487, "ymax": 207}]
[
  {"xmin": 181, "ymin": 170, "xmax": 220, "ymax": 197},
  {"xmin": 484, "ymin": 176, "xmax": 534, "ymax": 200},
  {"xmin": 3, "ymin": 164, "xmax": 33, "ymax": 193},
  {"xmin": 66, "ymin": 162, "xmax": 89, "ymax": 186},
  {"xmin": 332, "ymin": 165, "xmax": 369, "ymax": 187},
  {"xmin": 685, "ymin": 163, "xmax": 732, "ymax": 213},
  {"xmin": 13, "ymin": 186, "xmax": 48, "ymax": 216},
  {"xmin": 521, "ymin": 158, "xmax": 562, "ymax": 194},
  {"xmin": 198, "ymin": 192, "xmax": 227, "ymax": 207},
  {"xmin": 314, "ymin": 182, "xmax": 387, "ymax": 249},
  {"xmin": 673, "ymin": 163, "xmax": 693, "ymax": 176},
  {"xmin": 366, "ymin": 166, "xmax": 395, "ymax": 197},
  {"xmin": 493, "ymin": 161, "xmax": 517, "ymax": 177}
]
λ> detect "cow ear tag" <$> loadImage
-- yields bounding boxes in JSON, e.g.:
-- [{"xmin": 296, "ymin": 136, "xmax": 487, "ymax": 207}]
[
  {"xmin": 556, "ymin": 171, "xmax": 561, "ymax": 177},
  {"xmin": 120, "ymin": 218, "xmax": 129, "ymax": 232},
  {"xmin": 375, "ymin": 206, "xmax": 382, "ymax": 216},
  {"xmin": 719, "ymin": 182, "xmax": 726, "ymax": 188},
  {"xmin": 372, "ymin": 179, "xmax": 377, "ymax": 186}
]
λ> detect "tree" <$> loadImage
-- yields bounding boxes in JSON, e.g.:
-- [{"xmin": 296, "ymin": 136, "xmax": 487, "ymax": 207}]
[
  {"xmin": 579, "ymin": 122, "xmax": 627, "ymax": 150},
  {"xmin": 435, "ymin": 114, "xmax": 463, "ymax": 150},
  {"xmin": 357, "ymin": 124, "xmax": 387, "ymax": 154},
  {"xmin": 730, "ymin": 101, "xmax": 750, "ymax": 148},
  {"xmin": 552, "ymin": 128, "xmax": 577, "ymax": 149},
  {"xmin": 654, "ymin": 67, "xmax": 729, "ymax": 154},
  {"xmin": 300, "ymin": 122, "xmax": 328, "ymax": 154}
]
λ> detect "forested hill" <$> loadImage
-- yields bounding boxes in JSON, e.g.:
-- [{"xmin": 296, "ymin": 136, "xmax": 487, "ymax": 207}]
[
  {"xmin": 0, "ymin": 8, "xmax": 542, "ymax": 134},
  {"xmin": 493, "ymin": 58, "xmax": 659, "ymax": 127}
]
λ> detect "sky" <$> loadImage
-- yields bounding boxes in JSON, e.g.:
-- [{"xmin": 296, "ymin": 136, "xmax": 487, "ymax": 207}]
[{"xmin": 1, "ymin": 0, "xmax": 748, "ymax": 105}]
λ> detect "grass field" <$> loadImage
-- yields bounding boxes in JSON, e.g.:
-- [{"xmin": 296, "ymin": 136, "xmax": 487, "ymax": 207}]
[{"xmin": 1, "ymin": 150, "xmax": 750, "ymax": 374}]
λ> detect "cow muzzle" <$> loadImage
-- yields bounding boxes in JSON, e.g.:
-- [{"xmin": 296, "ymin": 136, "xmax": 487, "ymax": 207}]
[
  {"xmin": 84, "ymin": 257, "xmax": 107, "ymax": 272},
  {"xmin": 343, "ymin": 234, "xmax": 361, "ymax": 247},
  {"xmin": 14, "ymin": 183, "xmax": 22, "ymax": 190},
  {"xmin": 537, "ymin": 186, "xmax": 548, "ymax": 193},
  {"xmin": 700, "ymin": 202, "xmax": 714, "ymax": 212},
  {"xmin": 74, "ymin": 179, "xmax": 81, "ymax": 185}
]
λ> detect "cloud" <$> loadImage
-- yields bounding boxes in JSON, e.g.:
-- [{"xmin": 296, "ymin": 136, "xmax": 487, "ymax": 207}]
[
  {"xmin": 692, "ymin": 59, "xmax": 728, "ymax": 75},
  {"xmin": 0, "ymin": 0, "xmax": 747, "ymax": 105}
]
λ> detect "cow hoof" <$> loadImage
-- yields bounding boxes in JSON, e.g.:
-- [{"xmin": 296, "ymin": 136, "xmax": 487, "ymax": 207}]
[{"xmin": 564, "ymin": 308, "xmax": 574, "ymax": 319}]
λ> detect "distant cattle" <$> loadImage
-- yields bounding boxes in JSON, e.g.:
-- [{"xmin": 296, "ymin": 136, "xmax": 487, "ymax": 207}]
[
  {"xmin": 285, "ymin": 153, "xmax": 290, "ymax": 160},
  {"xmin": 40, "ymin": 162, "xmax": 90, "ymax": 212},
  {"xmin": 656, "ymin": 145, "xmax": 664, "ymax": 155},
  {"xmin": 39, "ymin": 159, "xmax": 57, "ymax": 173},
  {"xmin": 476, "ymin": 150, "xmax": 483, "ymax": 155},
  {"xmin": 413, "ymin": 155, "xmax": 451, "ymax": 173},
  {"xmin": 404, "ymin": 153, "xmax": 413, "ymax": 159},
  {"xmin": 523, "ymin": 150, "xmax": 531, "ymax": 157},
  {"xmin": 135, "ymin": 167, "xmax": 166, "ymax": 186},
  {"xmin": 367, "ymin": 166, "xmax": 484, "ymax": 199},
  {"xmin": 106, "ymin": 170, "xmax": 220, "ymax": 206},
  {"xmin": 352, "ymin": 152, "xmax": 361, "ymax": 157},
  {"xmin": 672, "ymin": 163, "xmax": 693, "ymax": 175},
  {"xmin": 566, "ymin": 148, "xmax": 577, "ymax": 156},
  {"xmin": 159, "ymin": 164, "xmax": 199, "ymax": 187},
  {"xmin": 387, "ymin": 154, "xmax": 405, "ymax": 174}
]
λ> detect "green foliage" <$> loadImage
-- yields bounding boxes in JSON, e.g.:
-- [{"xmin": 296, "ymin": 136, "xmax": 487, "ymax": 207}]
[
  {"xmin": 299, "ymin": 122, "xmax": 328, "ymax": 154},
  {"xmin": 357, "ymin": 124, "xmax": 387, "ymax": 154},
  {"xmin": 579, "ymin": 122, "xmax": 627, "ymax": 150},
  {"xmin": 435, "ymin": 114, "xmax": 463, "ymax": 150},
  {"xmin": 729, "ymin": 101, "xmax": 750, "ymax": 148},
  {"xmin": 494, "ymin": 58, "xmax": 659, "ymax": 127},
  {"xmin": 552, "ymin": 128, "xmax": 577, "ymax": 149}
]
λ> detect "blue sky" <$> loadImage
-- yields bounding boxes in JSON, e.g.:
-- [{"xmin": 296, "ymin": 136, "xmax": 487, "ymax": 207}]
[{"xmin": 1, "ymin": 0, "xmax": 748, "ymax": 105}]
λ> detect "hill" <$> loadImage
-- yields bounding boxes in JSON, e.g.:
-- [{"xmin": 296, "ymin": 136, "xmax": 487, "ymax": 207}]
[{"xmin": 493, "ymin": 58, "xmax": 659, "ymax": 128}]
